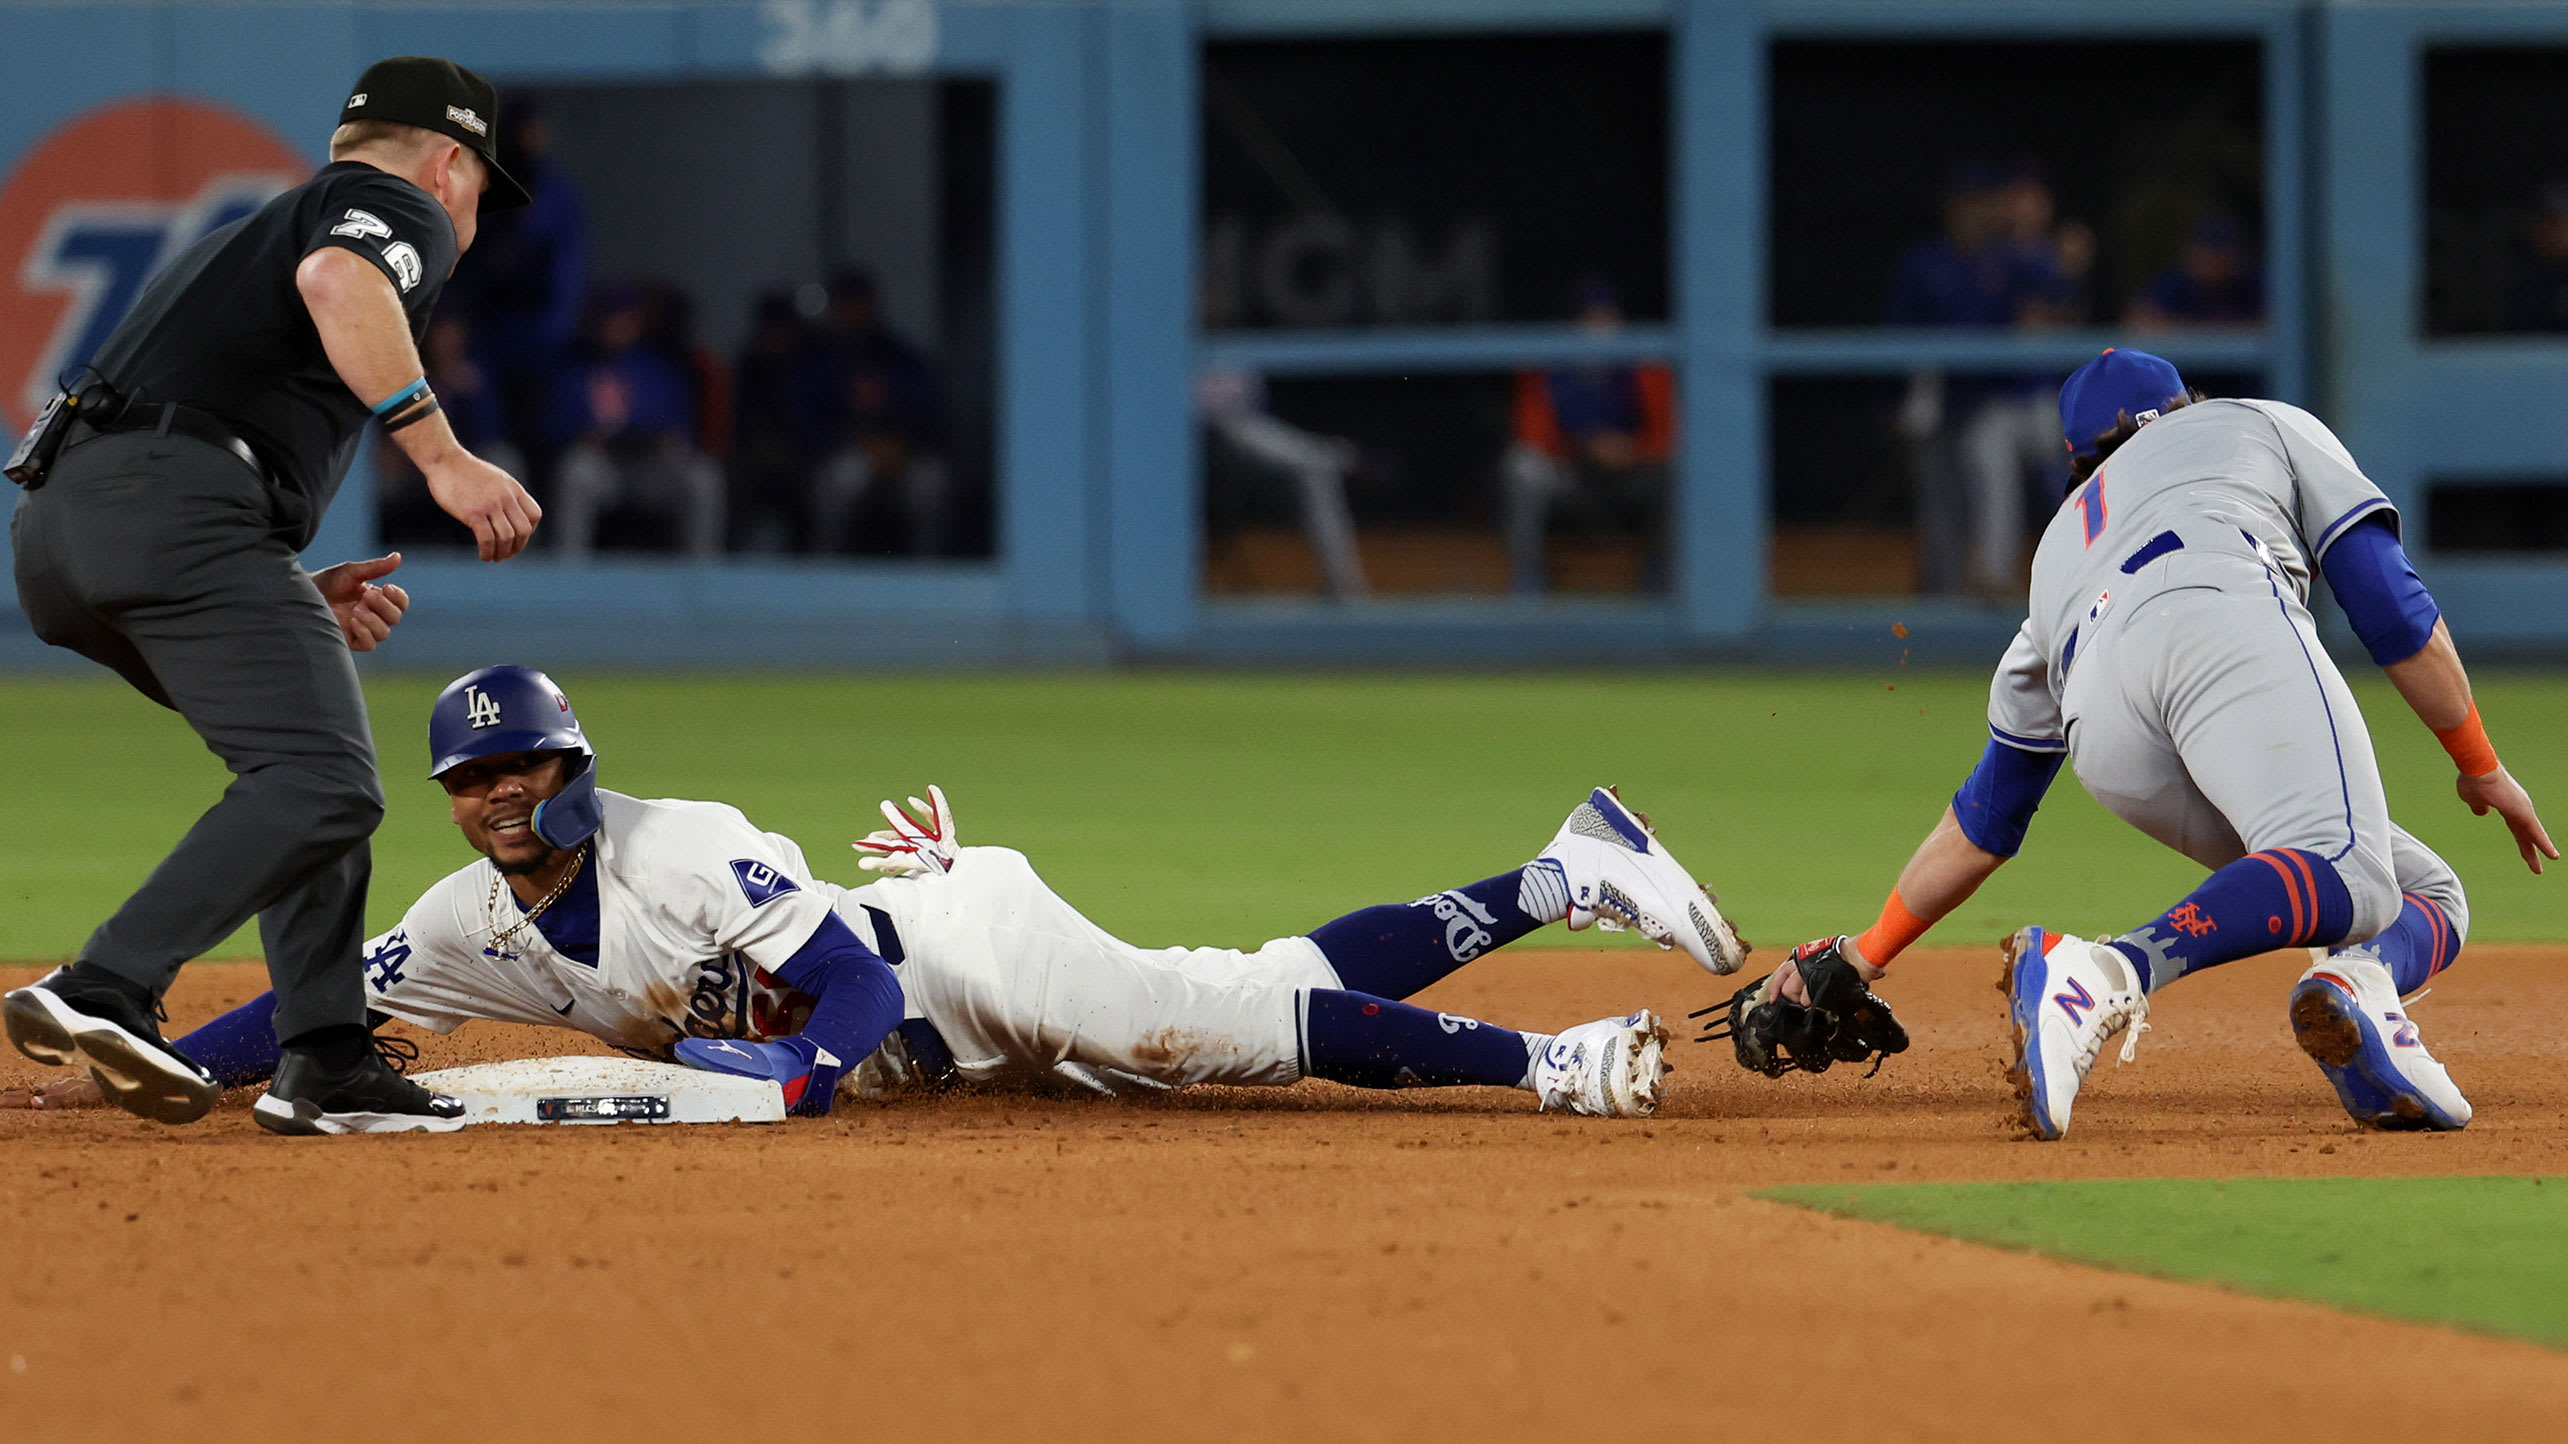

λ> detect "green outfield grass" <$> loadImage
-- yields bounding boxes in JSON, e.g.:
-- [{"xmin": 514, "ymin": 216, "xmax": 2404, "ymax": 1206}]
[
  {"xmin": 1764, "ymin": 1177, "xmax": 2568, "ymax": 1348},
  {"xmin": 7, "ymin": 669, "xmax": 2563, "ymax": 959}
]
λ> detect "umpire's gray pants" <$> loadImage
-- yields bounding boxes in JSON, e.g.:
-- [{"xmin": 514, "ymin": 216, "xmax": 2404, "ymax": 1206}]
[
  {"xmin": 2058, "ymin": 550, "xmax": 2466, "ymax": 948},
  {"xmin": 10, "ymin": 434, "xmax": 380, "ymax": 1041}
]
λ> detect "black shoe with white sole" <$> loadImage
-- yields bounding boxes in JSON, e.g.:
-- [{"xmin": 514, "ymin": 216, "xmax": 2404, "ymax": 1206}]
[
  {"xmin": 253, "ymin": 1045, "xmax": 466, "ymax": 1135},
  {"xmin": 2, "ymin": 965, "xmax": 220, "ymax": 1124}
]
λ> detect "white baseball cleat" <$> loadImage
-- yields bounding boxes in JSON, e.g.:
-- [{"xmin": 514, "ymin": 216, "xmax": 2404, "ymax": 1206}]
[
  {"xmin": 1532, "ymin": 1009, "xmax": 1670, "ymax": 1118},
  {"xmin": 2004, "ymin": 926, "xmax": 2150, "ymax": 1141},
  {"xmin": 2289, "ymin": 951, "xmax": 2471, "ymax": 1131},
  {"xmin": 1538, "ymin": 787, "xmax": 1747, "ymax": 975}
]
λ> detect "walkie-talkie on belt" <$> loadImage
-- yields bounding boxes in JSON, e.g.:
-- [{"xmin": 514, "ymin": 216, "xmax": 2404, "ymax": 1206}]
[
  {"xmin": 3, "ymin": 390, "xmax": 74, "ymax": 489},
  {"xmin": 6, "ymin": 369, "xmax": 131, "ymax": 489}
]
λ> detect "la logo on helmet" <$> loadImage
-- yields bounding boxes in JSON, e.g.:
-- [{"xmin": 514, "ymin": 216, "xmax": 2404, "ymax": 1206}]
[{"xmin": 0, "ymin": 99, "xmax": 305, "ymax": 434}]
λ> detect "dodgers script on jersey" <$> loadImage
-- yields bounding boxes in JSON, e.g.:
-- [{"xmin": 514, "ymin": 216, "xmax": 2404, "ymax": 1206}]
[
  {"xmin": 1988, "ymin": 398, "xmax": 2394, "ymax": 749},
  {"xmin": 362, "ymin": 793, "xmax": 840, "ymax": 1055}
]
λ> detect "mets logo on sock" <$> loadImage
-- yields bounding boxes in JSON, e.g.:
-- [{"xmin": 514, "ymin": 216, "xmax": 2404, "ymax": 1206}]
[{"xmin": 0, "ymin": 99, "xmax": 305, "ymax": 434}]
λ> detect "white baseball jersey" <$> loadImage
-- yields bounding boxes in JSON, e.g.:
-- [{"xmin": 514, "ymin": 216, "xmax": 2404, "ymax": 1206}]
[
  {"xmin": 362, "ymin": 793, "xmax": 1340, "ymax": 1094},
  {"xmin": 361, "ymin": 791, "xmax": 851, "ymax": 1057}
]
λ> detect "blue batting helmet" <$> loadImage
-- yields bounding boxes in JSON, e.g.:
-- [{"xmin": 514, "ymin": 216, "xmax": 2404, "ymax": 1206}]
[{"xmin": 427, "ymin": 665, "xmax": 602, "ymax": 849}]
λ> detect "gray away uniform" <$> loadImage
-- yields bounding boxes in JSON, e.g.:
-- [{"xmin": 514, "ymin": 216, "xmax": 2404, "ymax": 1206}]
[{"xmin": 1988, "ymin": 398, "xmax": 2466, "ymax": 947}]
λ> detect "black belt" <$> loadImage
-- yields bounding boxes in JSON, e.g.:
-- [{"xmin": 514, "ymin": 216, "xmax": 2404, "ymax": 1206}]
[{"xmin": 64, "ymin": 402, "xmax": 265, "ymax": 481}]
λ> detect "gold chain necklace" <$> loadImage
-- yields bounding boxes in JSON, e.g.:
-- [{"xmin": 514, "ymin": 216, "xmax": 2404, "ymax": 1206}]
[{"xmin": 487, "ymin": 842, "xmax": 590, "ymax": 953}]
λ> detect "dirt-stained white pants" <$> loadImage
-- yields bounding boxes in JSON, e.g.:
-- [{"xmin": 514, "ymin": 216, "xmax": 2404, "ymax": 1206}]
[{"xmin": 838, "ymin": 847, "xmax": 1343, "ymax": 1090}]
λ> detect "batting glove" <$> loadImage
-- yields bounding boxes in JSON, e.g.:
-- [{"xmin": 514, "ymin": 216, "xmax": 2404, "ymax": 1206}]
[{"xmin": 853, "ymin": 784, "xmax": 959, "ymax": 876}]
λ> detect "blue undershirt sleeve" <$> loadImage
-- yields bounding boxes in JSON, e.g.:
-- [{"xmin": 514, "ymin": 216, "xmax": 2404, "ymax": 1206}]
[
  {"xmin": 1952, "ymin": 738, "xmax": 2067, "ymax": 858},
  {"xmin": 2319, "ymin": 514, "xmax": 2442, "ymax": 667},
  {"xmin": 174, "ymin": 992, "xmax": 283, "ymax": 1088}
]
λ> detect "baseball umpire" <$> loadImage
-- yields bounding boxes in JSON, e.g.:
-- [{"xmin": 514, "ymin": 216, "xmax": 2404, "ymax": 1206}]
[{"xmin": 2, "ymin": 57, "xmax": 542, "ymax": 1134}]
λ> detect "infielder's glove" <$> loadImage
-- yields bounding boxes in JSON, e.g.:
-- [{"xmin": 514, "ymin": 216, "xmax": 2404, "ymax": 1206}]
[
  {"xmin": 853, "ymin": 784, "xmax": 959, "ymax": 876},
  {"xmin": 1691, "ymin": 935, "xmax": 1909, "ymax": 1078}
]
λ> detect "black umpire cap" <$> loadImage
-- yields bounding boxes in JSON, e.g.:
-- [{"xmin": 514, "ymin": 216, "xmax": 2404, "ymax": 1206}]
[{"xmin": 339, "ymin": 56, "xmax": 532, "ymax": 210}]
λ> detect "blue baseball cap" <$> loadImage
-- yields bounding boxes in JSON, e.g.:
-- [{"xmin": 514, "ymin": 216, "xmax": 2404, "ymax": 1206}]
[{"xmin": 2058, "ymin": 347, "xmax": 2188, "ymax": 458}]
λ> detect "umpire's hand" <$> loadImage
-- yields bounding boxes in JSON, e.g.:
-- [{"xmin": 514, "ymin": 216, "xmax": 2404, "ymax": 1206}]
[
  {"xmin": 422, "ymin": 449, "xmax": 542, "ymax": 561},
  {"xmin": 313, "ymin": 552, "xmax": 411, "ymax": 652}
]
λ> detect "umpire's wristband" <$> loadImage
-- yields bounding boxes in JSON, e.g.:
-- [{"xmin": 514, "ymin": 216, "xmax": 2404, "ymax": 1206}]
[
  {"xmin": 370, "ymin": 377, "xmax": 430, "ymax": 417},
  {"xmin": 382, "ymin": 394, "xmax": 442, "ymax": 434}
]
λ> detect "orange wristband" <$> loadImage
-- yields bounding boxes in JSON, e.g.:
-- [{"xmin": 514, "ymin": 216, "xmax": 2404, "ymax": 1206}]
[
  {"xmin": 2434, "ymin": 704, "xmax": 2501, "ymax": 779},
  {"xmin": 1854, "ymin": 890, "xmax": 1929, "ymax": 968}
]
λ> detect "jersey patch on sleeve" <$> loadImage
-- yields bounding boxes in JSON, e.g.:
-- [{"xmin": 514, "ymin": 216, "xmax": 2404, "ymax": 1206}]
[
  {"xmin": 330, "ymin": 208, "xmax": 392, "ymax": 241},
  {"xmin": 383, "ymin": 241, "xmax": 422, "ymax": 292},
  {"xmin": 729, "ymin": 859, "xmax": 800, "ymax": 907}
]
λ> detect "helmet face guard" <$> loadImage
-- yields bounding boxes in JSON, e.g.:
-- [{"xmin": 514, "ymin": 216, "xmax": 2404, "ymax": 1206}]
[
  {"xmin": 529, "ymin": 757, "xmax": 601, "ymax": 851},
  {"xmin": 427, "ymin": 665, "xmax": 603, "ymax": 849}
]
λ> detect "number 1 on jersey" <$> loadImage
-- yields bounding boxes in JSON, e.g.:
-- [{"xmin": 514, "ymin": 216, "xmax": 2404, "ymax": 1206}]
[{"xmin": 2075, "ymin": 473, "xmax": 2108, "ymax": 547}]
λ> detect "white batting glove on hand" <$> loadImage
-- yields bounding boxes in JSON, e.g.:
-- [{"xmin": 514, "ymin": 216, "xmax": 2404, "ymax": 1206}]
[{"xmin": 853, "ymin": 784, "xmax": 959, "ymax": 876}]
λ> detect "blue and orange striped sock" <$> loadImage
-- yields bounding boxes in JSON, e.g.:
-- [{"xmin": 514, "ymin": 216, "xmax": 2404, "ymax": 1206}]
[
  {"xmin": 2366, "ymin": 891, "xmax": 2465, "ymax": 995},
  {"xmin": 2109, "ymin": 849, "xmax": 2354, "ymax": 992}
]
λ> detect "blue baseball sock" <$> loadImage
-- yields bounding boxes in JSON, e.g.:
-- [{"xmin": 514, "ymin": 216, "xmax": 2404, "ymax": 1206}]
[
  {"xmin": 2365, "ymin": 891, "xmax": 2464, "ymax": 995},
  {"xmin": 2111, "ymin": 848, "xmax": 2354, "ymax": 992},
  {"xmin": 1300, "ymin": 989, "xmax": 1540, "ymax": 1090},
  {"xmin": 1308, "ymin": 863, "xmax": 1566, "ymax": 999}
]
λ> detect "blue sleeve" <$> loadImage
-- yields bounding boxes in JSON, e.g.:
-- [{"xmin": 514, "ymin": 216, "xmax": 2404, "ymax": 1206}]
[
  {"xmin": 174, "ymin": 992, "xmax": 283, "ymax": 1088},
  {"xmin": 2319, "ymin": 514, "xmax": 2441, "ymax": 667},
  {"xmin": 1952, "ymin": 738, "xmax": 2067, "ymax": 857},
  {"xmin": 772, "ymin": 912, "xmax": 904, "ymax": 1062}
]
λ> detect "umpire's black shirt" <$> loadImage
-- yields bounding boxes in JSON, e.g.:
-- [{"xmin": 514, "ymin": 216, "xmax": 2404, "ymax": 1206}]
[{"xmin": 89, "ymin": 161, "xmax": 457, "ymax": 546}]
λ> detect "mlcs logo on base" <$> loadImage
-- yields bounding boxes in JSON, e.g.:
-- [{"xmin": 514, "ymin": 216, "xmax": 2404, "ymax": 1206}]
[{"xmin": 0, "ymin": 99, "xmax": 306, "ymax": 433}]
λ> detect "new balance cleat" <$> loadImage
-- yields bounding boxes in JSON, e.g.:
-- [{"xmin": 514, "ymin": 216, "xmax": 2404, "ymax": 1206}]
[
  {"xmin": 1539, "ymin": 787, "xmax": 1747, "ymax": 975},
  {"xmin": 1532, "ymin": 1009, "xmax": 1671, "ymax": 1118},
  {"xmin": 2290, "ymin": 952, "xmax": 2470, "ymax": 1131},
  {"xmin": 3, "ymin": 965, "xmax": 219, "ymax": 1125},
  {"xmin": 253, "ymin": 1048, "xmax": 465, "ymax": 1135},
  {"xmin": 2003, "ymin": 926, "xmax": 2150, "ymax": 1141},
  {"xmin": 675, "ymin": 1035, "xmax": 844, "ymax": 1116}
]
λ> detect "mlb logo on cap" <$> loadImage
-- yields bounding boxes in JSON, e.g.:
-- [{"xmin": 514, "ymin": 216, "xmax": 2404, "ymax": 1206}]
[{"xmin": 2059, "ymin": 347, "xmax": 2189, "ymax": 458}]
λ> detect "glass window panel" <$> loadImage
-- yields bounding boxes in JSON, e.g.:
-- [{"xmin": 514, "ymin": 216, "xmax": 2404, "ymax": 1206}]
[
  {"xmin": 2423, "ymin": 47, "xmax": 2568, "ymax": 337},
  {"xmin": 1201, "ymin": 366, "xmax": 1675, "ymax": 599},
  {"xmin": 1770, "ymin": 41, "xmax": 2263, "ymax": 332},
  {"xmin": 2426, "ymin": 481, "xmax": 2568, "ymax": 553},
  {"xmin": 1202, "ymin": 33, "xmax": 1668, "ymax": 330},
  {"xmin": 376, "ymin": 77, "xmax": 998, "ymax": 560}
]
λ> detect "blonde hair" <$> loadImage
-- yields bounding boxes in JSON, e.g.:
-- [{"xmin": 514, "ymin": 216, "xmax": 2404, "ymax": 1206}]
[{"xmin": 328, "ymin": 119, "xmax": 442, "ymax": 160}]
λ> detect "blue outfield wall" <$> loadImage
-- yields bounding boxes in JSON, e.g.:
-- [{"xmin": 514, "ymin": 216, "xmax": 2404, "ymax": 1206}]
[{"xmin": 0, "ymin": 0, "xmax": 2562, "ymax": 672}]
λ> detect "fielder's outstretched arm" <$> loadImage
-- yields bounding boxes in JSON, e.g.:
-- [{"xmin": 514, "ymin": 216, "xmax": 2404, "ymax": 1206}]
[
  {"xmin": 2382, "ymin": 624, "xmax": 2555, "ymax": 872},
  {"xmin": 1778, "ymin": 739, "xmax": 2060, "ymax": 1003},
  {"xmin": 2321, "ymin": 517, "xmax": 2555, "ymax": 873}
]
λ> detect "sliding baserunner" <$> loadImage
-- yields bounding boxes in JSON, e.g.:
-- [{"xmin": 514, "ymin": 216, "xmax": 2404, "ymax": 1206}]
[{"xmin": 13, "ymin": 666, "xmax": 1746, "ymax": 1122}]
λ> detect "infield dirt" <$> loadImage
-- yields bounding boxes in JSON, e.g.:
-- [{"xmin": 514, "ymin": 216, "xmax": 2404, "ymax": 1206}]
[{"xmin": 6, "ymin": 944, "xmax": 2567, "ymax": 1442}]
